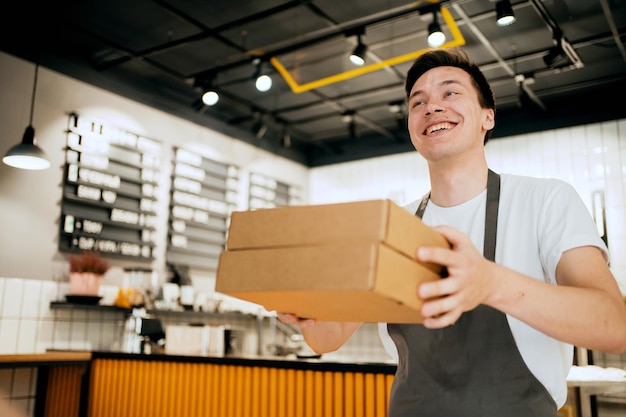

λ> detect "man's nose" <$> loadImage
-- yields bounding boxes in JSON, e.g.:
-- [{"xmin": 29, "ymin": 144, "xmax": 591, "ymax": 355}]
[{"xmin": 425, "ymin": 102, "xmax": 443, "ymax": 114}]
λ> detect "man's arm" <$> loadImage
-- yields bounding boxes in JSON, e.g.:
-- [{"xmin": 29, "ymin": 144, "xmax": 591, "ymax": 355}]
[
  {"xmin": 277, "ymin": 313, "xmax": 362, "ymax": 354},
  {"xmin": 416, "ymin": 225, "xmax": 626, "ymax": 354}
]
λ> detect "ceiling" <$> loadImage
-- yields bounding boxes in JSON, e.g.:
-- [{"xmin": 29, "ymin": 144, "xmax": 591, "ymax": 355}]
[{"xmin": 2, "ymin": 0, "xmax": 625, "ymax": 167}]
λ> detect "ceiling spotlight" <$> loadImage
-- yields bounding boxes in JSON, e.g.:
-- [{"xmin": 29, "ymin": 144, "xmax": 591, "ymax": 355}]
[
  {"xmin": 495, "ymin": 0, "xmax": 516, "ymax": 26},
  {"xmin": 427, "ymin": 11, "xmax": 446, "ymax": 47},
  {"xmin": 256, "ymin": 74, "xmax": 272, "ymax": 92},
  {"xmin": 201, "ymin": 90, "xmax": 219, "ymax": 106},
  {"xmin": 3, "ymin": 61, "xmax": 50, "ymax": 170},
  {"xmin": 253, "ymin": 60, "xmax": 272, "ymax": 92},
  {"xmin": 349, "ymin": 35, "xmax": 368, "ymax": 66}
]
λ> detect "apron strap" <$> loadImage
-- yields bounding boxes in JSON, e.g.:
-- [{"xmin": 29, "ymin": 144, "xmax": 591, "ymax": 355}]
[{"xmin": 416, "ymin": 169, "xmax": 500, "ymax": 262}]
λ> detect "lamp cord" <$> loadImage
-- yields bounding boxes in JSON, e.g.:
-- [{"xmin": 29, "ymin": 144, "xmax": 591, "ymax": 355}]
[{"xmin": 29, "ymin": 62, "xmax": 39, "ymax": 126}]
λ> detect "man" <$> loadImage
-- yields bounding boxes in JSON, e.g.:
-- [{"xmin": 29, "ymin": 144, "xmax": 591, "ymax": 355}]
[{"xmin": 278, "ymin": 48, "xmax": 626, "ymax": 416}]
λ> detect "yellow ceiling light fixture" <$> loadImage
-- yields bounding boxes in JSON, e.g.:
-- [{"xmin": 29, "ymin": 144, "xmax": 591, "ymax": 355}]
[{"xmin": 271, "ymin": 5, "xmax": 464, "ymax": 94}]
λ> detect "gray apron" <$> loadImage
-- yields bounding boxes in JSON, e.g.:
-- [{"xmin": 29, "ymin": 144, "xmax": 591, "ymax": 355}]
[{"xmin": 387, "ymin": 170, "xmax": 558, "ymax": 417}]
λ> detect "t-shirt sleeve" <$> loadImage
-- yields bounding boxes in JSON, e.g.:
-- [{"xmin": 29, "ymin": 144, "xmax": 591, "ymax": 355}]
[{"xmin": 538, "ymin": 179, "xmax": 609, "ymax": 279}]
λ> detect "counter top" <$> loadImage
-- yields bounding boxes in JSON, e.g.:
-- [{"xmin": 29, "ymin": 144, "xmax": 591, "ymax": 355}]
[
  {"xmin": 0, "ymin": 352, "xmax": 92, "ymax": 368},
  {"xmin": 89, "ymin": 350, "xmax": 398, "ymax": 374},
  {"xmin": 567, "ymin": 365, "xmax": 626, "ymax": 395}
]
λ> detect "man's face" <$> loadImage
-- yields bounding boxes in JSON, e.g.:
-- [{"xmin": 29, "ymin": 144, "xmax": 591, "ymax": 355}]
[{"xmin": 407, "ymin": 66, "xmax": 494, "ymax": 163}]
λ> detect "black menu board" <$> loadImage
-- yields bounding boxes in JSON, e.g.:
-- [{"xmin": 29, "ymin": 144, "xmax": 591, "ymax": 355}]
[
  {"xmin": 59, "ymin": 114, "xmax": 162, "ymax": 260},
  {"xmin": 248, "ymin": 172, "xmax": 301, "ymax": 209},
  {"xmin": 166, "ymin": 147, "xmax": 239, "ymax": 271}
]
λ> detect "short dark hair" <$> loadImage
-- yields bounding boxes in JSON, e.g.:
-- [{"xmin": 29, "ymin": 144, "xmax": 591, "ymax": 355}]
[{"xmin": 405, "ymin": 48, "xmax": 496, "ymax": 143}]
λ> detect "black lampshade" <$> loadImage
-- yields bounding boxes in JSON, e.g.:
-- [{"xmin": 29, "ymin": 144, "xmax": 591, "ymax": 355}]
[
  {"xmin": 427, "ymin": 20, "xmax": 445, "ymax": 47},
  {"xmin": 349, "ymin": 39, "xmax": 368, "ymax": 66},
  {"xmin": 3, "ymin": 125, "xmax": 50, "ymax": 170},
  {"xmin": 496, "ymin": 0, "xmax": 516, "ymax": 26},
  {"xmin": 3, "ymin": 61, "xmax": 51, "ymax": 170}
]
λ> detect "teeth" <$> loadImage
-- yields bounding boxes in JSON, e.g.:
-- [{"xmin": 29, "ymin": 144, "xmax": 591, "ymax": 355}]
[{"xmin": 428, "ymin": 123, "xmax": 451, "ymax": 134}]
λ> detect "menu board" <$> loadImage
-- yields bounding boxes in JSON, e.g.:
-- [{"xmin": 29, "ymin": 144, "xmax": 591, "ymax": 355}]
[
  {"xmin": 248, "ymin": 172, "xmax": 301, "ymax": 209},
  {"xmin": 166, "ymin": 148, "xmax": 239, "ymax": 271},
  {"xmin": 59, "ymin": 114, "xmax": 162, "ymax": 260}
]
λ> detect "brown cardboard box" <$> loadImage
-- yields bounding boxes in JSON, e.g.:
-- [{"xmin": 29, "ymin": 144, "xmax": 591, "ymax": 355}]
[{"xmin": 215, "ymin": 199, "xmax": 449, "ymax": 323}]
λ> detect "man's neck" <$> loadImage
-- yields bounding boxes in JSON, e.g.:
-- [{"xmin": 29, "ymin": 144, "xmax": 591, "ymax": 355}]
[{"xmin": 427, "ymin": 160, "xmax": 489, "ymax": 207}]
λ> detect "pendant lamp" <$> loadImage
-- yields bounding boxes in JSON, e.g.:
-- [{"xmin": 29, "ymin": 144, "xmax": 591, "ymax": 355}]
[{"xmin": 2, "ymin": 61, "xmax": 50, "ymax": 170}]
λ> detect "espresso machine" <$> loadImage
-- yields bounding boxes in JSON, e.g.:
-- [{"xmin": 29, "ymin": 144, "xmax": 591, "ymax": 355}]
[{"xmin": 121, "ymin": 308, "xmax": 165, "ymax": 354}]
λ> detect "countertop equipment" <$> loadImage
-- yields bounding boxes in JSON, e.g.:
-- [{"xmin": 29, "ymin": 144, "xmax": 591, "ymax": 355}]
[{"xmin": 122, "ymin": 308, "xmax": 165, "ymax": 354}]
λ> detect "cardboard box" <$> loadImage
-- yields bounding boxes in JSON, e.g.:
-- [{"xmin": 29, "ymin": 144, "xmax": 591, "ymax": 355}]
[{"xmin": 215, "ymin": 199, "xmax": 449, "ymax": 323}]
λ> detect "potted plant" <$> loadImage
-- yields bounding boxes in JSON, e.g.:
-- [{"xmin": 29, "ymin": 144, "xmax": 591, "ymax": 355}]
[{"xmin": 68, "ymin": 251, "xmax": 110, "ymax": 295}]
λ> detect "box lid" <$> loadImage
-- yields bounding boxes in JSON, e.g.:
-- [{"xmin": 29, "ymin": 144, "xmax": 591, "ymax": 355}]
[{"xmin": 225, "ymin": 199, "xmax": 448, "ymax": 275}]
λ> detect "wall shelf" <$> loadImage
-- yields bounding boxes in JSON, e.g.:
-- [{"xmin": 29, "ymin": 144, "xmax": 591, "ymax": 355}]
[{"xmin": 49, "ymin": 301, "xmax": 259, "ymax": 321}]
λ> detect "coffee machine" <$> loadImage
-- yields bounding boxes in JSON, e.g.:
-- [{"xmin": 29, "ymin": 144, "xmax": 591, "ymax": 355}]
[{"xmin": 122, "ymin": 308, "xmax": 165, "ymax": 354}]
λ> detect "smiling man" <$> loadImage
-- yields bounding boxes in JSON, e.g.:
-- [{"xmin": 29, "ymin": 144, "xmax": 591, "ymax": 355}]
[{"xmin": 278, "ymin": 48, "xmax": 626, "ymax": 417}]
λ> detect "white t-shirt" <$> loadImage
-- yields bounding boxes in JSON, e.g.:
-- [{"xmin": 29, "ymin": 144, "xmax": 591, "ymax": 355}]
[{"xmin": 378, "ymin": 173, "xmax": 608, "ymax": 408}]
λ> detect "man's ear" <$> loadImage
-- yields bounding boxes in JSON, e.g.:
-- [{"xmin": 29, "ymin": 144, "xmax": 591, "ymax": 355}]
[{"xmin": 483, "ymin": 108, "xmax": 495, "ymax": 131}]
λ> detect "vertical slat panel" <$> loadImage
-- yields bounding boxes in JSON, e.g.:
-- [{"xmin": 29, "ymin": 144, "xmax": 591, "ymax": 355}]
[
  {"xmin": 172, "ymin": 361, "xmax": 184, "ymax": 416},
  {"xmin": 137, "ymin": 362, "xmax": 157, "ymax": 415},
  {"xmin": 374, "ymin": 373, "xmax": 387, "ymax": 417},
  {"xmin": 324, "ymin": 371, "xmax": 334, "ymax": 417},
  {"xmin": 250, "ymin": 366, "xmax": 261, "ymax": 417},
  {"xmin": 305, "ymin": 368, "xmax": 312, "ymax": 415},
  {"xmin": 294, "ymin": 369, "xmax": 305, "ymax": 417},
  {"xmin": 268, "ymin": 367, "xmax": 278, "ymax": 417},
  {"xmin": 314, "ymin": 371, "xmax": 324, "ymax": 417},
  {"xmin": 229, "ymin": 366, "xmax": 244, "ymax": 417},
  {"xmin": 276, "ymin": 367, "xmax": 287, "ymax": 417},
  {"xmin": 45, "ymin": 365, "xmax": 82, "ymax": 417},
  {"xmin": 285, "ymin": 368, "xmax": 296, "ymax": 417},
  {"xmin": 227, "ymin": 365, "xmax": 237, "ymax": 417},
  {"xmin": 148, "ymin": 360, "xmax": 162, "ymax": 417},
  {"xmin": 88, "ymin": 360, "xmax": 102, "ymax": 417},
  {"xmin": 259, "ymin": 368, "xmax": 274, "ymax": 417},
  {"xmin": 364, "ymin": 373, "xmax": 376, "ymax": 417},
  {"xmin": 344, "ymin": 372, "xmax": 355, "ymax": 417},
  {"xmin": 354, "ymin": 372, "xmax": 365, "ymax": 417},
  {"xmin": 241, "ymin": 366, "xmax": 253, "ymax": 417},
  {"xmin": 98, "ymin": 360, "xmax": 115, "ymax": 417},
  {"xmin": 132, "ymin": 360, "xmax": 146, "ymax": 417},
  {"xmin": 209, "ymin": 363, "xmax": 220, "ymax": 417},
  {"xmin": 189, "ymin": 362, "xmax": 201, "ymax": 417},
  {"xmin": 118, "ymin": 361, "xmax": 135, "ymax": 416},
  {"xmin": 221, "ymin": 365, "xmax": 232, "ymax": 417},
  {"xmin": 182, "ymin": 362, "xmax": 193, "ymax": 417},
  {"xmin": 111, "ymin": 360, "xmax": 123, "ymax": 415},
  {"xmin": 216, "ymin": 364, "xmax": 228, "ymax": 417},
  {"xmin": 201, "ymin": 363, "xmax": 210, "ymax": 416},
  {"xmin": 386, "ymin": 373, "xmax": 394, "ymax": 416},
  {"xmin": 333, "ymin": 372, "xmax": 343, "ymax": 417}
]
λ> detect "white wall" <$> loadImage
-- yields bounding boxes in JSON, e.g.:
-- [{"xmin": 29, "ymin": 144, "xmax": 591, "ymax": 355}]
[{"xmin": 310, "ymin": 120, "xmax": 626, "ymax": 292}]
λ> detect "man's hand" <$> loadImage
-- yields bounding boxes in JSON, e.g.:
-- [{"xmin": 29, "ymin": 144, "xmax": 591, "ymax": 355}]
[
  {"xmin": 276, "ymin": 312, "xmax": 316, "ymax": 329},
  {"xmin": 416, "ymin": 225, "xmax": 496, "ymax": 328}
]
